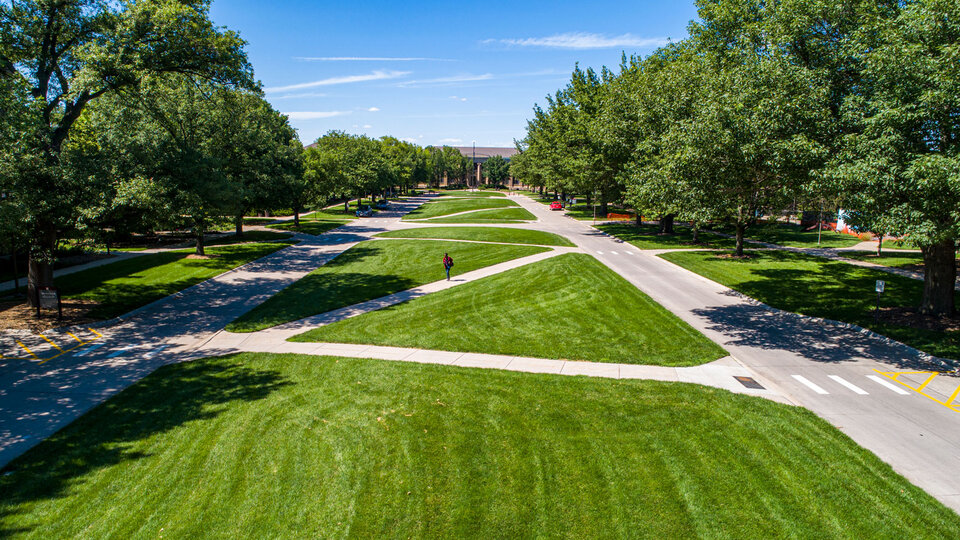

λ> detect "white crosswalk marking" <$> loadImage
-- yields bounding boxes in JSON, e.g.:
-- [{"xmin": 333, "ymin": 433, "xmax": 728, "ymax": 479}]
[
  {"xmin": 596, "ymin": 251, "xmax": 603, "ymax": 255},
  {"xmin": 792, "ymin": 375, "xmax": 829, "ymax": 394},
  {"xmin": 829, "ymin": 375, "xmax": 869, "ymax": 395},
  {"xmin": 867, "ymin": 375, "xmax": 910, "ymax": 395},
  {"xmin": 610, "ymin": 251, "xmax": 619, "ymax": 255},
  {"xmin": 626, "ymin": 251, "xmax": 634, "ymax": 255}
]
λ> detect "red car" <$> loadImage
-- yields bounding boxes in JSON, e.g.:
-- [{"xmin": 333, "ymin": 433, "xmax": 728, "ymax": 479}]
[{"xmin": 550, "ymin": 201, "xmax": 563, "ymax": 210}]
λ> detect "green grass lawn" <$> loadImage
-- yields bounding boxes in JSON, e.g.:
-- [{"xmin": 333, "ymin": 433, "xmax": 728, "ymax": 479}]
[
  {"xmin": 61, "ymin": 243, "xmax": 293, "ymax": 319},
  {"xmin": 562, "ymin": 203, "xmax": 637, "ymax": 221},
  {"xmin": 402, "ymin": 197, "xmax": 519, "ymax": 220},
  {"xmin": 598, "ymin": 223, "xmax": 735, "ymax": 250},
  {"xmin": 241, "ymin": 217, "xmax": 278, "ymax": 225},
  {"xmin": 376, "ymin": 226, "xmax": 575, "ymax": 247},
  {"xmin": 842, "ymin": 251, "xmax": 925, "ymax": 268},
  {"xmin": 266, "ymin": 220, "xmax": 346, "ymax": 236},
  {"xmin": 713, "ymin": 222, "xmax": 863, "ymax": 249},
  {"xmin": 296, "ymin": 253, "xmax": 726, "ymax": 366},
  {"xmin": 226, "ymin": 239, "xmax": 548, "ymax": 332},
  {"xmin": 438, "ymin": 190, "xmax": 506, "ymax": 198},
  {"xmin": 659, "ymin": 250, "xmax": 960, "ymax": 360},
  {"xmin": 3, "ymin": 352, "xmax": 956, "ymax": 538},
  {"xmin": 422, "ymin": 207, "xmax": 536, "ymax": 223},
  {"xmin": 841, "ymin": 250, "xmax": 956, "ymax": 271},
  {"xmin": 207, "ymin": 230, "xmax": 294, "ymax": 245}
]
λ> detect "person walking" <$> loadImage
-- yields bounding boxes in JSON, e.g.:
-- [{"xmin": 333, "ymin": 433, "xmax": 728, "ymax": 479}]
[{"xmin": 442, "ymin": 253, "xmax": 454, "ymax": 280}]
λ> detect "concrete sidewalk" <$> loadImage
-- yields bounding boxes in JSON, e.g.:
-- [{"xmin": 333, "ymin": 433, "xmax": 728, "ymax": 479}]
[{"xmin": 509, "ymin": 194, "xmax": 960, "ymax": 513}]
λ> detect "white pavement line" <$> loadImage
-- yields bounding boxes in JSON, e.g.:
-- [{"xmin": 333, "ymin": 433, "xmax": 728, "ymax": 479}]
[
  {"xmin": 106, "ymin": 346, "xmax": 133, "ymax": 358},
  {"xmin": 596, "ymin": 250, "xmax": 603, "ymax": 255},
  {"xmin": 867, "ymin": 375, "xmax": 910, "ymax": 395},
  {"xmin": 610, "ymin": 251, "xmax": 619, "ymax": 255},
  {"xmin": 828, "ymin": 375, "xmax": 869, "ymax": 395},
  {"xmin": 626, "ymin": 251, "xmax": 634, "ymax": 255},
  {"xmin": 792, "ymin": 375, "xmax": 829, "ymax": 395},
  {"xmin": 144, "ymin": 345, "xmax": 168, "ymax": 359},
  {"xmin": 73, "ymin": 342, "xmax": 105, "ymax": 357}
]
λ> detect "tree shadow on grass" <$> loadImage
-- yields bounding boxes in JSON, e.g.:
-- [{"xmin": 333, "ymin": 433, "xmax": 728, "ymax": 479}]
[{"xmin": 0, "ymin": 355, "xmax": 291, "ymax": 535}]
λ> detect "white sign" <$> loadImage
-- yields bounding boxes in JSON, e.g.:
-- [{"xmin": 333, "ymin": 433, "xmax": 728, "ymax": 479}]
[{"xmin": 876, "ymin": 280, "xmax": 885, "ymax": 293}]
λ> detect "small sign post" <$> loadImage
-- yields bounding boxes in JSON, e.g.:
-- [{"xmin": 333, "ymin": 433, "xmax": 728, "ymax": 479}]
[
  {"xmin": 874, "ymin": 280, "xmax": 885, "ymax": 322},
  {"xmin": 36, "ymin": 286, "xmax": 62, "ymax": 320}
]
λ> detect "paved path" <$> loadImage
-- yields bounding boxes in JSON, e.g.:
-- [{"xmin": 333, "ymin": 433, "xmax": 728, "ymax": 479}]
[
  {"xmin": 506, "ymin": 195, "xmax": 960, "ymax": 512},
  {"xmin": 0, "ymin": 200, "xmax": 424, "ymax": 466},
  {"xmin": 701, "ymin": 227, "xmax": 959, "ymax": 290},
  {"xmin": 2, "ymin": 193, "xmax": 959, "ymax": 513}
]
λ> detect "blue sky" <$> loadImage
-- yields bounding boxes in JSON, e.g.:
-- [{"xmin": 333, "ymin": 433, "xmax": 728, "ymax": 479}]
[{"xmin": 209, "ymin": 0, "xmax": 699, "ymax": 147}]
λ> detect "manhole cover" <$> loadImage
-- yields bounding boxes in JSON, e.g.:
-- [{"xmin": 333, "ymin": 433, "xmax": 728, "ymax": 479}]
[{"xmin": 734, "ymin": 376, "xmax": 765, "ymax": 390}]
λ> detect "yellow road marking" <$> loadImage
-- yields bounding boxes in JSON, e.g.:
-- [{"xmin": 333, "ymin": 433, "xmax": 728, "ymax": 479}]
[
  {"xmin": 875, "ymin": 369, "xmax": 960, "ymax": 414},
  {"xmin": 66, "ymin": 332, "xmax": 82, "ymax": 343},
  {"xmin": 88, "ymin": 328, "xmax": 103, "ymax": 338},
  {"xmin": 16, "ymin": 340, "xmax": 38, "ymax": 360},
  {"xmin": 39, "ymin": 334, "xmax": 64, "ymax": 352}
]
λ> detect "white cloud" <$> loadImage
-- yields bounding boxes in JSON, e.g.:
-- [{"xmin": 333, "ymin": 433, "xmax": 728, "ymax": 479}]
[
  {"xmin": 265, "ymin": 70, "xmax": 411, "ymax": 93},
  {"xmin": 438, "ymin": 138, "xmax": 463, "ymax": 144},
  {"xmin": 282, "ymin": 111, "xmax": 351, "ymax": 120},
  {"xmin": 401, "ymin": 137, "xmax": 418, "ymax": 143},
  {"xmin": 449, "ymin": 95, "xmax": 468, "ymax": 102},
  {"xmin": 271, "ymin": 92, "xmax": 329, "ymax": 100},
  {"xmin": 295, "ymin": 56, "xmax": 453, "ymax": 62},
  {"xmin": 367, "ymin": 107, "xmax": 380, "ymax": 112},
  {"xmin": 363, "ymin": 124, "xmax": 373, "ymax": 129},
  {"xmin": 487, "ymin": 32, "xmax": 668, "ymax": 50},
  {"xmin": 397, "ymin": 73, "xmax": 493, "ymax": 87}
]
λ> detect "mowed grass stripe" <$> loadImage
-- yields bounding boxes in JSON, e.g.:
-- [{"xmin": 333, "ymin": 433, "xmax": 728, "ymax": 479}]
[
  {"xmin": 422, "ymin": 207, "xmax": 536, "ymax": 223},
  {"xmin": 294, "ymin": 253, "xmax": 726, "ymax": 366},
  {"xmin": 376, "ymin": 226, "xmax": 575, "ymax": 247},
  {"xmin": 403, "ymin": 197, "xmax": 518, "ymax": 220},
  {"xmin": 2, "ymin": 353, "xmax": 957, "ymax": 537},
  {"xmin": 226, "ymin": 239, "xmax": 548, "ymax": 332}
]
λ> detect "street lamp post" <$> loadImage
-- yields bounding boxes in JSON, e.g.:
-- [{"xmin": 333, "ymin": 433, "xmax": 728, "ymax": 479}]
[{"xmin": 472, "ymin": 141, "xmax": 476, "ymax": 188}]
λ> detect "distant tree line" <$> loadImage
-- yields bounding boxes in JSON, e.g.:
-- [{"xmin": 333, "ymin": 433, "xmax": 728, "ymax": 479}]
[
  {"xmin": 510, "ymin": 0, "xmax": 960, "ymax": 316},
  {"xmin": 0, "ymin": 0, "xmax": 476, "ymax": 303}
]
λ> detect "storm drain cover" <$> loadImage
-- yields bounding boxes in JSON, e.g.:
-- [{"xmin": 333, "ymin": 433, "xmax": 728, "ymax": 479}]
[{"xmin": 734, "ymin": 376, "xmax": 765, "ymax": 390}]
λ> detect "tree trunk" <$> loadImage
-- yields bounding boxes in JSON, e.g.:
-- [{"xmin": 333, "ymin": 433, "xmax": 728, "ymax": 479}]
[
  {"xmin": 635, "ymin": 213, "xmax": 642, "ymax": 226},
  {"xmin": 195, "ymin": 217, "xmax": 206, "ymax": 256},
  {"xmin": 735, "ymin": 223, "xmax": 746, "ymax": 257},
  {"xmin": 26, "ymin": 226, "xmax": 56, "ymax": 306},
  {"xmin": 293, "ymin": 207, "xmax": 301, "ymax": 227},
  {"xmin": 659, "ymin": 214, "xmax": 675, "ymax": 234},
  {"xmin": 692, "ymin": 223, "xmax": 700, "ymax": 243},
  {"xmin": 235, "ymin": 214, "xmax": 244, "ymax": 238},
  {"xmin": 877, "ymin": 234, "xmax": 884, "ymax": 257},
  {"xmin": 919, "ymin": 240, "xmax": 956, "ymax": 316},
  {"xmin": 600, "ymin": 196, "xmax": 608, "ymax": 217}
]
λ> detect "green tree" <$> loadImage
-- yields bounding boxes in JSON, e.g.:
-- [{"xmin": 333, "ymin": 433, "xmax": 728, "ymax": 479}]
[
  {"xmin": 835, "ymin": 0, "xmax": 960, "ymax": 315},
  {"xmin": 482, "ymin": 155, "xmax": 510, "ymax": 187},
  {"xmin": 0, "ymin": 0, "xmax": 251, "ymax": 301}
]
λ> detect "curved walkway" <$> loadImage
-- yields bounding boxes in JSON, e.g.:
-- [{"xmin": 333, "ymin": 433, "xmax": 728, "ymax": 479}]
[{"xmin": 1, "ymin": 193, "xmax": 958, "ymax": 513}]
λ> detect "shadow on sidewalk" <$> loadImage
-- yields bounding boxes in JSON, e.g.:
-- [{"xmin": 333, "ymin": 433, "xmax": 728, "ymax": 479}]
[{"xmin": 691, "ymin": 302, "xmax": 940, "ymax": 370}]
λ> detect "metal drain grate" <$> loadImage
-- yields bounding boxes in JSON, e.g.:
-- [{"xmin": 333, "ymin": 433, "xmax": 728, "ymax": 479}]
[{"xmin": 734, "ymin": 376, "xmax": 765, "ymax": 390}]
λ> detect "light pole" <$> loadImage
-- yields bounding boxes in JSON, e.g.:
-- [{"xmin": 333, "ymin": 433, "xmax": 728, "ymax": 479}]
[{"xmin": 472, "ymin": 141, "xmax": 476, "ymax": 188}]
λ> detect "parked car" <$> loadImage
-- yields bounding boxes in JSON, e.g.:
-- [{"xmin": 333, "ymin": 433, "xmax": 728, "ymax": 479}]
[
  {"xmin": 374, "ymin": 199, "xmax": 389, "ymax": 209},
  {"xmin": 550, "ymin": 201, "xmax": 563, "ymax": 211},
  {"xmin": 356, "ymin": 205, "xmax": 373, "ymax": 217}
]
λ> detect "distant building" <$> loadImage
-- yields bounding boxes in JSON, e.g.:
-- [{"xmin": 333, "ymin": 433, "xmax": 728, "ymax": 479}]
[{"xmin": 450, "ymin": 146, "xmax": 527, "ymax": 189}]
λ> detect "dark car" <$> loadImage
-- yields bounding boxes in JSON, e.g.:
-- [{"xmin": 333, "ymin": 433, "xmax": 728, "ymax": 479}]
[
  {"xmin": 355, "ymin": 205, "xmax": 373, "ymax": 217},
  {"xmin": 374, "ymin": 199, "xmax": 389, "ymax": 209}
]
